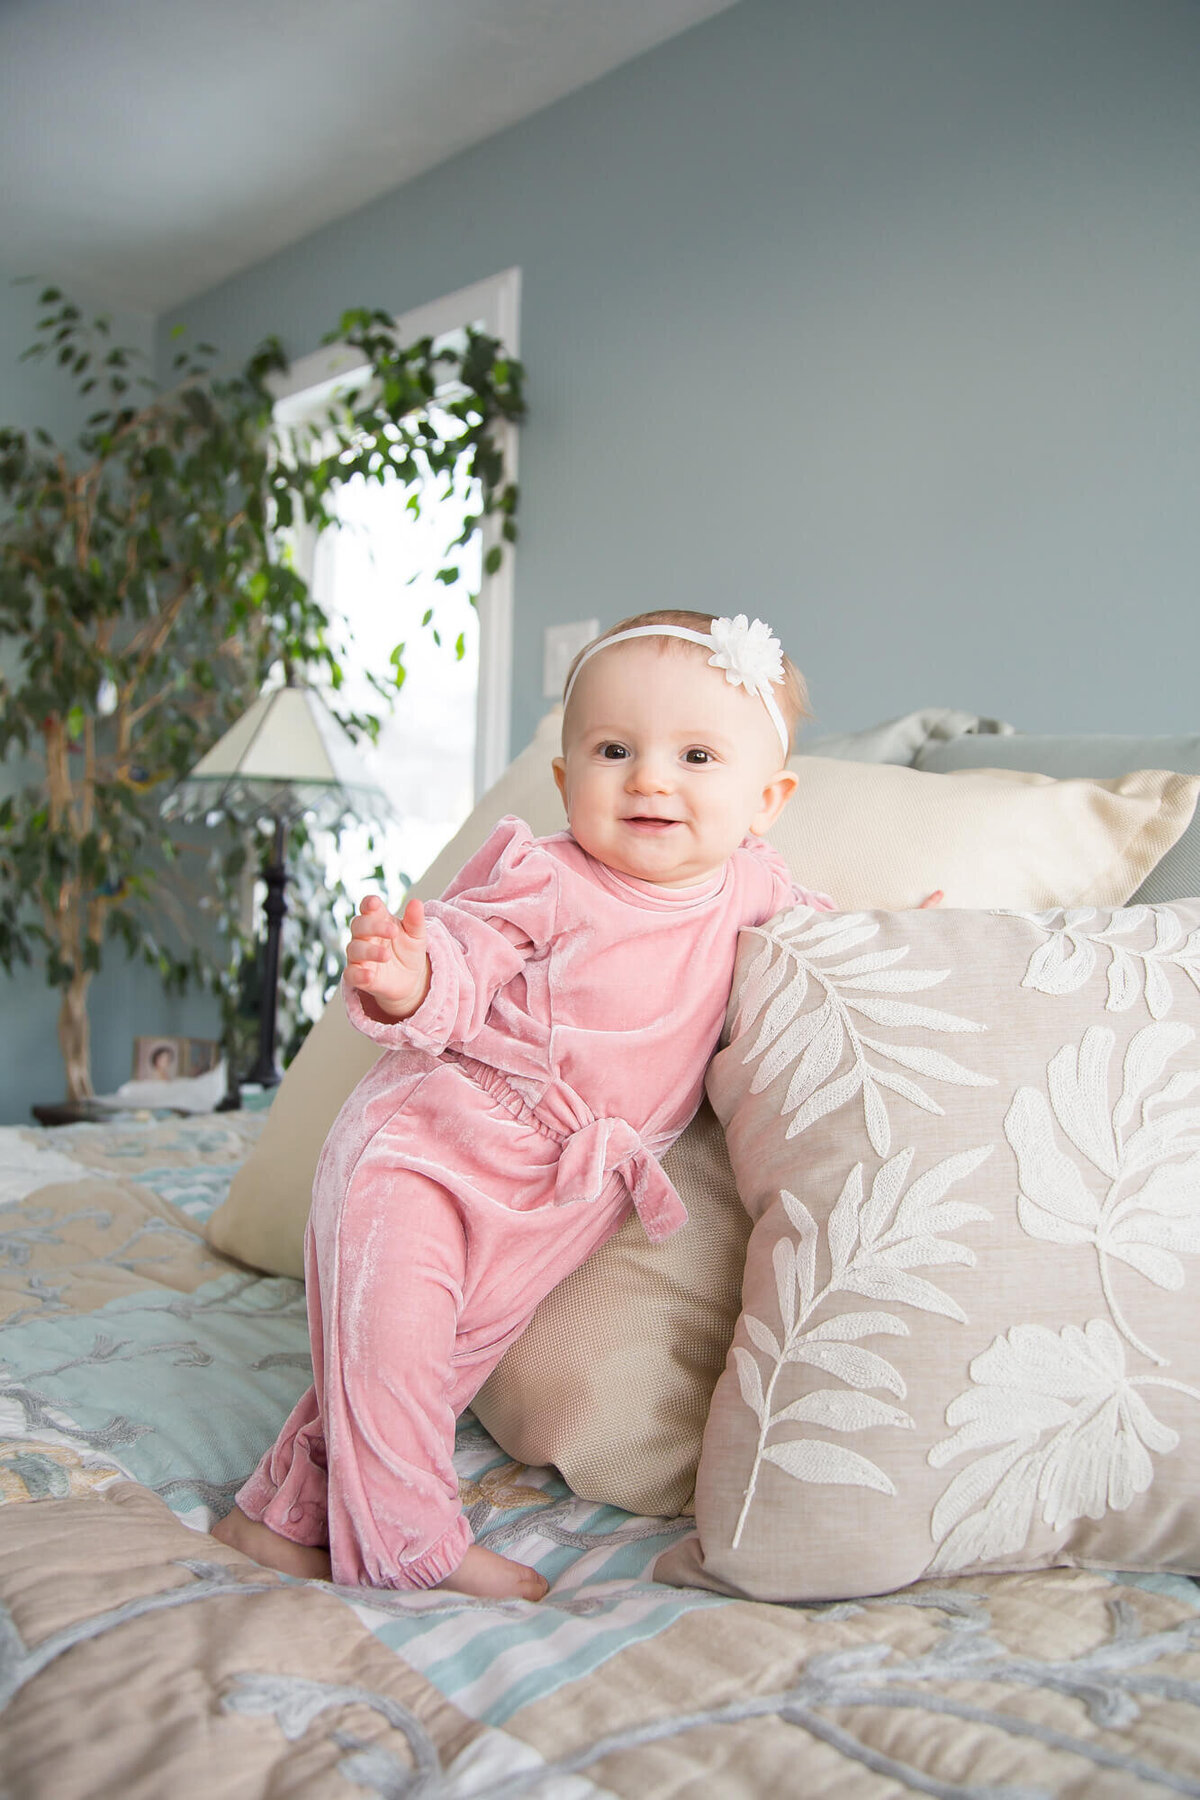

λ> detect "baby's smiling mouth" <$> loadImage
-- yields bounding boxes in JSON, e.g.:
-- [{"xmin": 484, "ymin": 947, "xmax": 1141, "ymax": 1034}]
[{"xmin": 623, "ymin": 814, "xmax": 682, "ymax": 832}]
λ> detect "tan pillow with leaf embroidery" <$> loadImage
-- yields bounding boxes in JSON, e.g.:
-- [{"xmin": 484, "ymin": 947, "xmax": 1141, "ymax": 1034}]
[{"xmin": 659, "ymin": 900, "xmax": 1200, "ymax": 1599}]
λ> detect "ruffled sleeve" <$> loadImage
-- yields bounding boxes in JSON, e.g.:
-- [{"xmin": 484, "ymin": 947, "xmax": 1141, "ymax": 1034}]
[
  {"xmin": 344, "ymin": 817, "xmax": 561, "ymax": 1054},
  {"xmin": 739, "ymin": 833, "xmax": 836, "ymax": 919}
]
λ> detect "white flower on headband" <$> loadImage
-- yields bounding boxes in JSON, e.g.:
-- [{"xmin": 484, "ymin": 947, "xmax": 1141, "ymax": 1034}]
[{"xmin": 706, "ymin": 615, "xmax": 785, "ymax": 695}]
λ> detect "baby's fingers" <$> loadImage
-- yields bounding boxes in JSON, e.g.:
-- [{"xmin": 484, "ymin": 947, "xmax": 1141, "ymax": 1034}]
[
  {"xmin": 346, "ymin": 933, "xmax": 398, "ymax": 967},
  {"xmin": 399, "ymin": 896, "xmax": 426, "ymax": 942},
  {"xmin": 350, "ymin": 896, "xmax": 400, "ymax": 939}
]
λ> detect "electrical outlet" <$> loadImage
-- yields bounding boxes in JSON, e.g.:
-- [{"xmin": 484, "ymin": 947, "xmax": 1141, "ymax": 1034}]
[{"xmin": 543, "ymin": 619, "xmax": 598, "ymax": 699}]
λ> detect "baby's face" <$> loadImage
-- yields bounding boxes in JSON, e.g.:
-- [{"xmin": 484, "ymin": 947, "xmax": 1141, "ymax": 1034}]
[{"xmin": 553, "ymin": 639, "xmax": 796, "ymax": 887}]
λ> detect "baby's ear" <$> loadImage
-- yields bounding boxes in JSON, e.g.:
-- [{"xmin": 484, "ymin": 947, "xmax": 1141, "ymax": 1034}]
[
  {"xmin": 552, "ymin": 758, "xmax": 568, "ymax": 811},
  {"xmin": 750, "ymin": 767, "xmax": 798, "ymax": 836}
]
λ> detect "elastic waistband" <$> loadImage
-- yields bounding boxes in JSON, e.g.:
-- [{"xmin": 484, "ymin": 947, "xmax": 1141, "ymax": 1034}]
[{"xmin": 450, "ymin": 1052, "xmax": 563, "ymax": 1142}]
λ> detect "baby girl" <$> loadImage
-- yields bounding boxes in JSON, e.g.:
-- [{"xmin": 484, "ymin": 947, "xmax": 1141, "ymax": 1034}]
[{"xmin": 214, "ymin": 608, "xmax": 833, "ymax": 1600}]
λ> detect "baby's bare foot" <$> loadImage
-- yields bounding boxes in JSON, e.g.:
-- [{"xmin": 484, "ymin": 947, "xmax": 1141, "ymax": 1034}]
[
  {"xmin": 435, "ymin": 1543, "xmax": 548, "ymax": 1602},
  {"xmin": 211, "ymin": 1503, "xmax": 332, "ymax": 1581}
]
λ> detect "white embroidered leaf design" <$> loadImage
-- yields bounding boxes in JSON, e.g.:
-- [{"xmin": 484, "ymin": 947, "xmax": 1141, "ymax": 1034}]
[
  {"xmin": 761, "ymin": 1438, "xmax": 896, "ymax": 1493},
  {"xmin": 1105, "ymin": 905, "xmax": 1151, "ymax": 937},
  {"xmin": 787, "ymin": 1341, "xmax": 907, "ymax": 1395},
  {"xmin": 735, "ymin": 917, "xmax": 994, "ymax": 1158},
  {"xmin": 927, "ymin": 1319, "xmax": 1182, "ymax": 1572},
  {"xmin": 858, "ymin": 1145, "xmax": 913, "ymax": 1247},
  {"xmin": 1007, "ymin": 1087, "xmax": 1103, "ymax": 1244},
  {"xmin": 803, "ymin": 1310, "xmax": 909, "ymax": 1342},
  {"xmin": 732, "ymin": 1346, "xmax": 766, "ymax": 1423},
  {"xmin": 868, "ymin": 1067, "xmax": 946, "ymax": 1115},
  {"xmin": 839, "ymin": 1266, "xmax": 971, "ymax": 1321},
  {"xmin": 1120, "ymin": 1108, "xmax": 1200, "ymax": 1177},
  {"xmin": 826, "ymin": 1164, "xmax": 862, "ymax": 1278},
  {"xmin": 773, "ymin": 1237, "xmax": 797, "ymax": 1333},
  {"xmin": 780, "ymin": 1019, "xmax": 850, "ymax": 1114},
  {"xmin": 748, "ymin": 994, "xmax": 825, "ymax": 1093},
  {"xmin": 744, "ymin": 1314, "xmax": 781, "ymax": 1359},
  {"xmin": 841, "ymin": 998, "xmax": 986, "ymax": 1033},
  {"xmin": 1133, "ymin": 1151, "xmax": 1200, "ymax": 1219},
  {"xmin": 785, "ymin": 1068, "xmax": 864, "ymax": 1141},
  {"xmin": 1107, "ymin": 949, "xmax": 1139, "ymax": 1012},
  {"xmin": 859, "ymin": 1037, "xmax": 994, "ymax": 1088},
  {"xmin": 1025, "ymin": 933, "xmax": 1097, "ymax": 995},
  {"xmin": 1102, "ymin": 1242, "xmax": 1185, "ymax": 1289},
  {"xmin": 1017, "ymin": 904, "xmax": 1200, "ymax": 1017},
  {"xmin": 735, "ymin": 936, "xmax": 791, "ymax": 1036},
  {"xmin": 1115, "ymin": 1021, "xmax": 1195, "ymax": 1133},
  {"xmin": 819, "ymin": 948, "xmax": 911, "ymax": 978},
  {"xmin": 1047, "ymin": 1030, "xmax": 1119, "ymax": 1178},
  {"xmin": 1005, "ymin": 1021, "xmax": 1200, "ymax": 1363},
  {"xmin": 730, "ymin": 1147, "xmax": 990, "ymax": 1549},
  {"xmin": 772, "ymin": 1389, "xmax": 912, "ymax": 1431}
]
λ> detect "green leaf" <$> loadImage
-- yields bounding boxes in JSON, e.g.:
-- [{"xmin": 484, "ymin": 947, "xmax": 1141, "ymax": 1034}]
[{"xmin": 484, "ymin": 545, "xmax": 502, "ymax": 576}]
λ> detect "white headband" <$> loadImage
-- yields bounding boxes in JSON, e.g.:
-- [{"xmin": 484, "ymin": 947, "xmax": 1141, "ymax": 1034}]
[{"xmin": 562, "ymin": 614, "xmax": 791, "ymax": 760}]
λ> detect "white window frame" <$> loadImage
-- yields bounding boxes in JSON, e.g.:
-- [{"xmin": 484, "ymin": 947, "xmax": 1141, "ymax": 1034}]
[{"xmin": 269, "ymin": 267, "xmax": 521, "ymax": 796}]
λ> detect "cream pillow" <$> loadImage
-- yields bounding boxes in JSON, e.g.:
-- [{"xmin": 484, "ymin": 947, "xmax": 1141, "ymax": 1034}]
[
  {"xmin": 773, "ymin": 758, "xmax": 1198, "ymax": 911},
  {"xmin": 658, "ymin": 900, "xmax": 1200, "ymax": 1599},
  {"xmin": 473, "ymin": 1101, "xmax": 749, "ymax": 1516}
]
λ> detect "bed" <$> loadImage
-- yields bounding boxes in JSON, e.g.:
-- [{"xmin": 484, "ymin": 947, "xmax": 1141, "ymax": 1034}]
[{"xmin": 6, "ymin": 710, "xmax": 1200, "ymax": 1797}]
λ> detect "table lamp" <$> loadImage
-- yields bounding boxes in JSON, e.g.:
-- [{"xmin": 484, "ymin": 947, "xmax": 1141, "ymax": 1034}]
[{"xmin": 172, "ymin": 678, "xmax": 390, "ymax": 1088}]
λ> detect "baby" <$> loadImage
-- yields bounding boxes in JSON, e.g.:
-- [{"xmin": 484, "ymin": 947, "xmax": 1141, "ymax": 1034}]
[{"xmin": 214, "ymin": 608, "xmax": 833, "ymax": 1601}]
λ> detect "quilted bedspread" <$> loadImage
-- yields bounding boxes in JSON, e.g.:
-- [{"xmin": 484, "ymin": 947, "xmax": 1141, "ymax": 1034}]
[{"xmin": 4, "ymin": 1110, "xmax": 1200, "ymax": 1797}]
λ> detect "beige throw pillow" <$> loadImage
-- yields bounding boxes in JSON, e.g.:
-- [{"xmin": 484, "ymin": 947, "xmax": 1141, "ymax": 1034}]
[
  {"xmin": 472, "ymin": 1101, "xmax": 749, "ymax": 1516},
  {"xmin": 658, "ymin": 900, "xmax": 1200, "ymax": 1599},
  {"xmin": 773, "ymin": 759, "xmax": 1198, "ymax": 911}
]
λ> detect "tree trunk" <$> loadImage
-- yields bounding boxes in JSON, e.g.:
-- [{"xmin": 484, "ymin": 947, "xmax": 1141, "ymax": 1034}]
[{"xmin": 58, "ymin": 974, "xmax": 94, "ymax": 1101}]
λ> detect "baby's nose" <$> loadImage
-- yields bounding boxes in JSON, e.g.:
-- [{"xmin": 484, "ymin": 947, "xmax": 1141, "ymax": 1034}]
[{"xmin": 626, "ymin": 755, "xmax": 673, "ymax": 793}]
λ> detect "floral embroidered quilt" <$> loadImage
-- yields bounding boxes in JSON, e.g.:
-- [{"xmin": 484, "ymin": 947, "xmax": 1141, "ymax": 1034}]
[{"xmin": 3, "ymin": 1108, "xmax": 1200, "ymax": 1795}]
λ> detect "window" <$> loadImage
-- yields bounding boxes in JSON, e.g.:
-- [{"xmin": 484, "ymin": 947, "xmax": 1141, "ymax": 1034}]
[{"xmin": 270, "ymin": 270, "xmax": 520, "ymax": 904}]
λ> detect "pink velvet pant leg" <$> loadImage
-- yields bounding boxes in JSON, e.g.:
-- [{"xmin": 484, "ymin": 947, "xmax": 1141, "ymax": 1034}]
[{"xmin": 235, "ymin": 1065, "xmax": 632, "ymax": 1589}]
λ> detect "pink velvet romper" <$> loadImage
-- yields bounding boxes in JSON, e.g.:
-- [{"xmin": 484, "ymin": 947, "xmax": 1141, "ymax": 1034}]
[{"xmin": 236, "ymin": 816, "xmax": 832, "ymax": 1588}]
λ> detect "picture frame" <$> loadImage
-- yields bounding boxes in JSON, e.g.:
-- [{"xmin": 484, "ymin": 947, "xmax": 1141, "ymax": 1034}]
[{"xmin": 132, "ymin": 1036, "xmax": 220, "ymax": 1083}]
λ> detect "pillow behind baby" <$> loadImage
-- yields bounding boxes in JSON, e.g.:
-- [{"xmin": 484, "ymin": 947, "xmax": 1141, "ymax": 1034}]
[{"xmin": 206, "ymin": 708, "xmax": 1198, "ymax": 1516}]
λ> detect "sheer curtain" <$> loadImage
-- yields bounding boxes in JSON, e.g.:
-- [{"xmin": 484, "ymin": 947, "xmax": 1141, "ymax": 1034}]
[{"xmin": 312, "ymin": 455, "xmax": 481, "ymax": 907}]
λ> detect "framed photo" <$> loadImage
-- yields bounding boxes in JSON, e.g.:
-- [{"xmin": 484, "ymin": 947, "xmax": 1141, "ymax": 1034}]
[{"xmin": 132, "ymin": 1036, "xmax": 220, "ymax": 1082}]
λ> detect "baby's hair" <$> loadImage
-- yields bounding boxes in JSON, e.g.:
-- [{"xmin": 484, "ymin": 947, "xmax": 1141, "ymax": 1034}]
[{"xmin": 561, "ymin": 608, "xmax": 810, "ymax": 756}]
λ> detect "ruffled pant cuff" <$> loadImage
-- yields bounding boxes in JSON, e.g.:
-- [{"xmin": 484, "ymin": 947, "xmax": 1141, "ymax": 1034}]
[{"xmin": 382, "ymin": 1510, "xmax": 474, "ymax": 1590}]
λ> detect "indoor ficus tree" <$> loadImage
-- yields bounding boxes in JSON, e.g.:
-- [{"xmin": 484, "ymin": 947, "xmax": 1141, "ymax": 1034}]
[{"xmin": 0, "ymin": 288, "xmax": 524, "ymax": 1102}]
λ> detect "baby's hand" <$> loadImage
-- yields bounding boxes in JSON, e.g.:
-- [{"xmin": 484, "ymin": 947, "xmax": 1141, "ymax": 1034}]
[{"xmin": 345, "ymin": 895, "xmax": 431, "ymax": 1020}]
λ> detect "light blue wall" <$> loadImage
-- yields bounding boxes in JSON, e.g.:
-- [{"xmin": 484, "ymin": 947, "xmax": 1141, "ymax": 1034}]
[
  {"xmin": 9, "ymin": 0, "xmax": 1200, "ymax": 1118},
  {"xmin": 160, "ymin": 0, "xmax": 1200, "ymax": 754},
  {"xmin": 1, "ymin": 268, "xmax": 221, "ymax": 1124}
]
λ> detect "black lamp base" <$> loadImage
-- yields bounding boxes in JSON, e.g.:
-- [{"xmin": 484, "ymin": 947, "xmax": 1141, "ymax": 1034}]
[{"xmin": 243, "ymin": 818, "xmax": 288, "ymax": 1090}]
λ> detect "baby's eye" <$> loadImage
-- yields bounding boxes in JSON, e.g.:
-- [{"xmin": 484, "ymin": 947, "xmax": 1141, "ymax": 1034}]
[
  {"xmin": 599, "ymin": 742, "xmax": 628, "ymax": 760},
  {"xmin": 683, "ymin": 748, "xmax": 714, "ymax": 765}
]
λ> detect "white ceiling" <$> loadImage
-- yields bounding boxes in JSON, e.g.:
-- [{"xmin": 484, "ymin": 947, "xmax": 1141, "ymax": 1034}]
[{"xmin": 0, "ymin": 0, "xmax": 739, "ymax": 316}]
